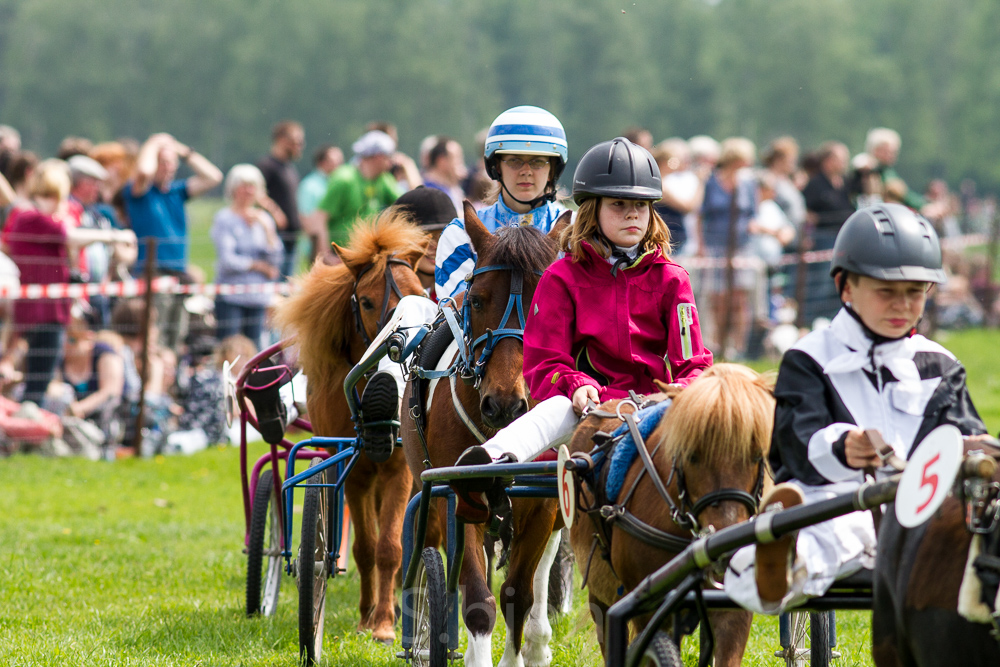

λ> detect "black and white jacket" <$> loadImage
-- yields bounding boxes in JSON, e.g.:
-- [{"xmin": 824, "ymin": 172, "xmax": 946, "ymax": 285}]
[{"xmin": 771, "ymin": 309, "xmax": 986, "ymax": 488}]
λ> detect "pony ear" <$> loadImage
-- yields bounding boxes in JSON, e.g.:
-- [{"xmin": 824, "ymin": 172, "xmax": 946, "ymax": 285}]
[
  {"xmin": 463, "ymin": 201, "xmax": 493, "ymax": 257},
  {"xmin": 548, "ymin": 210, "xmax": 572, "ymax": 242},
  {"xmin": 330, "ymin": 243, "xmax": 357, "ymax": 275}
]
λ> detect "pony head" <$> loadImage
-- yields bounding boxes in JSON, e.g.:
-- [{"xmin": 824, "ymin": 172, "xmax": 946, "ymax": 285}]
[
  {"xmin": 652, "ymin": 363, "xmax": 775, "ymax": 529},
  {"xmin": 274, "ymin": 208, "xmax": 428, "ymax": 375},
  {"xmin": 462, "ymin": 202, "xmax": 568, "ymax": 429}
]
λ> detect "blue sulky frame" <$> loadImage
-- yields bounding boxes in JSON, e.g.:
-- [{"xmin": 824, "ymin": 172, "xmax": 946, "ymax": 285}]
[
  {"xmin": 397, "ymin": 458, "xmax": 586, "ymax": 662},
  {"xmin": 277, "ymin": 333, "xmax": 405, "ymax": 577}
]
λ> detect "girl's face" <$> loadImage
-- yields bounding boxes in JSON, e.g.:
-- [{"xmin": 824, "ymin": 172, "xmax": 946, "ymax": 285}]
[
  {"xmin": 498, "ymin": 154, "xmax": 551, "ymax": 204},
  {"xmin": 598, "ymin": 198, "xmax": 650, "ymax": 247}
]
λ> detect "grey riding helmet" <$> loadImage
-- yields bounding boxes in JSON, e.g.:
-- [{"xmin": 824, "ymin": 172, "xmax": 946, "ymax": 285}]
[
  {"xmin": 572, "ymin": 137, "xmax": 662, "ymax": 204},
  {"xmin": 830, "ymin": 203, "xmax": 946, "ymax": 283}
]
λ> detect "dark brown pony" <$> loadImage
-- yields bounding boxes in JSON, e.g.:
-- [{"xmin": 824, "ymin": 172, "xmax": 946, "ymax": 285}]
[
  {"xmin": 400, "ymin": 203, "xmax": 569, "ymax": 667},
  {"xmin": 873, "ymin": 442, "xmax": 1000, "ymax": 667},
  {"xmin": 274, "ymin": 209, "xmax": 427, "ymax": 642},
  {"xmin": 567, "ymin": 364, "xmax": 775, "ymax": 667}
]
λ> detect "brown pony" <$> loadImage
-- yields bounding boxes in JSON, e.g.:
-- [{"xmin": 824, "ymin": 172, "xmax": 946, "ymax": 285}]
[
  {"xmin": 567, "ymin": 364, "xmax": 775, "ymax": 667},
  {"xmin": 873, "ymin": 442, "xmax": 1000, "ymax": 667},
  {"xmin": 274, "ymin": 209, "xmax": 427, "ymax": 644},
  {"xmin": 400, "ymin": 203, "xmax": 570, "ymax": 667}
]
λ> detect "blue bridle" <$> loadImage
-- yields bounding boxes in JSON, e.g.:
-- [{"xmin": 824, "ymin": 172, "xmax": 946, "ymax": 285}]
[{"xmin": 459, "ymin": 264, "xmax": 542, "ymax": 384}]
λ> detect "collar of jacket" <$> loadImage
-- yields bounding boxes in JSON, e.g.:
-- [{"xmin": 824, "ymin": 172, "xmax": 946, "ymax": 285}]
[{"xmin": 580, "ymin": 239, "xmax": 660, "ymax": 273}]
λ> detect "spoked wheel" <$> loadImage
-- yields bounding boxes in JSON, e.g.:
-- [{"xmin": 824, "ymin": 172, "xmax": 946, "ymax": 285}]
[
  {"xmin": 777, "ymin": 611, "xmax": 837, "ymax": 667},
  {"xmin": 298, "ymin": 458, "xmax": 329, "ymax": 665},
  {"xmin": 632, "ymin": 631, "xmax": 682, "ymax": 666},
  {"xmin": 246, "ymin": 469, "xmax": 283, "ymax": 617},
  {"xmin": 410, "ymin": 547, "xmax": 448, "ymax": 667}
]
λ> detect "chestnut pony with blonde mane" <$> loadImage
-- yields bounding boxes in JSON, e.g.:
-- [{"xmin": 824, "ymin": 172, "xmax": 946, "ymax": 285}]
[
  {"xmin": 568, "ymin": 364, "xmax": 775, "ymax": 666},
  {"xmin": 275, "ymin": 209, "xmax": 427, "ymax": 642}
]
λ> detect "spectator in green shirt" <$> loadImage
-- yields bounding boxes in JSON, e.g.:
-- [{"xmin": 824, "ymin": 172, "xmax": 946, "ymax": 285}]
[
  {"xmin": 865, "ymin": 127, "xmax": 925, "ymax": 211},
  {"xmin": 314, "ymin": 131, "xmax": 400, "ymax": 257}
]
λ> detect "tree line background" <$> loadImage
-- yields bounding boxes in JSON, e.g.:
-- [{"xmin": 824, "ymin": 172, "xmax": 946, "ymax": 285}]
[{"xmin": 1, "ymin": 0, "xmax": 998, "ymax": 192}]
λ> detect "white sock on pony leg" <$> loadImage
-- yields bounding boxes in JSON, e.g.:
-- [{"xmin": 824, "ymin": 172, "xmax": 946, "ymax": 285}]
[
  {"xmin": 482, "ymin": 396, "xmax": 577, "ymax": 463},
  {"xmin": 521, "ymin": 530, "xmax": 561, "ymax": 667},
  {"xmin": 464, "ymin": 631, "xmax": 494, "ymax": 667}
]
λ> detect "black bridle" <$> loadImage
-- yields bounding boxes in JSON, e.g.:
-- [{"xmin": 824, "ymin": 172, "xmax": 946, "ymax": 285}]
[{"xmin": 350, "ymin": 256, "xmax": 413, "ymax": 347}]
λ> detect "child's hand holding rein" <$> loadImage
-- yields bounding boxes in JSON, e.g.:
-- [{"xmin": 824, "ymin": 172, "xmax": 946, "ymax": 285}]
[{"xmin": 572, "ymin": 385, "xmax": 600, "ymax": 415}]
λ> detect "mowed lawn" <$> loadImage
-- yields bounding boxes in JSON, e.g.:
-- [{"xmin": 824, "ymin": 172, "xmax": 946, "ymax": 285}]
[{"xmin": 1, "ymin": 329, "xmax": 998, "ymax": 666}]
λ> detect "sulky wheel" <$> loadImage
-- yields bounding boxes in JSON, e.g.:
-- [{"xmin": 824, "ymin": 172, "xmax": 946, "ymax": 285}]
[
  {"xmin": 246, "ymin": 468, "xmax": 283, "ymax": 617},
  {"xmin": 298, "ymin": 458, "xmax": 329, "ymax": 665},
  {"xmin": 410, "ymin": 547, "xmax": 448, "ymax": 667},
  {"xmin": 632, "ymin": 631, "xmax": 682, "ymax": 667}
]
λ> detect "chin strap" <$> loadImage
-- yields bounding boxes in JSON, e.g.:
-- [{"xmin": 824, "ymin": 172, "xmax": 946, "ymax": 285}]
[{"xmin": 500, "ymin": 180, "xmax": 557, "ymax": 211}]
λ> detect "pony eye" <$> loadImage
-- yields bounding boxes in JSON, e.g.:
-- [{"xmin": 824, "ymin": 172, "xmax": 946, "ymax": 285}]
[
  {"xmin": 469, "ymin": 296, "xmax": 483, "ymax": 311},
  {"xmin": 688, "ymin": 453, "xmax": 700, "ymax": 465},
  {"xmin": 360, "ymin": 297, "xmax": 375, "ymax": 311}
]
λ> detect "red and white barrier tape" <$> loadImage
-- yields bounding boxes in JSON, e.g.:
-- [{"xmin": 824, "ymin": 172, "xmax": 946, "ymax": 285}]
[{"xmin": 0, "ymin": 233, "xmax": 989, "ymax": 299}]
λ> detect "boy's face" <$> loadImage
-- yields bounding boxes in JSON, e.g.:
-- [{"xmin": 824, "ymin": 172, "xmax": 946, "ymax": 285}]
[{"xmin": 842, "ymin": 275, "xmax": 930, "ymax": 338}]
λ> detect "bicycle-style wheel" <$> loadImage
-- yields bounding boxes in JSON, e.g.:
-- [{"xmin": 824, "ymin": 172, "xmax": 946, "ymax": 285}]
[
  {"xmin": 246, "ymin": 468, "xmax": 283, "ymax": 617},
  {"xmin": 409, "ymin": 547, "xmax": 448, "ymax": 667},
  {"xmin": 298, "ymin": 458, "xmax": 328, "ymax": 665},
  {"xmin": 632, "ymin": 631, "xmax": 682, "ymax": 667}
]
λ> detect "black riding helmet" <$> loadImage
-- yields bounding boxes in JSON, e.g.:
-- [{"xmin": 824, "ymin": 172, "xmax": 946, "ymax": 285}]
[
  {"xmin": 830, "ymin": 203, "xmax": 946, "ymax": 285},
  {"xmin": 572, "ymin": 137, "xmax": 662, "ymax": 204}
]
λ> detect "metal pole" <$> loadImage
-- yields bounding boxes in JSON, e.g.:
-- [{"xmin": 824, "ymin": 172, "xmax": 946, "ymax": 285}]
[{"xmin": 131, "ymin": 238, "xmax": 156, "ymax": 452}]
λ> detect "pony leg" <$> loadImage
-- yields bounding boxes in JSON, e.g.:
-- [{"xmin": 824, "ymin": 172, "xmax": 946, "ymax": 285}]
[
  {"xmin": 369, "ymin": 458, "xmax": 411, "ymax": 642},
  {"xmin": 498, "ymin": 508, "xmax": 559, "ymax": 667},
  {"xmin": 461, "ymin": 521, "xmax": 497, "ymax": 667},
  {"xmin": 345, "ymin": 475, "xmax": 378, "ymax": 631},
  {"xmin": 707, "ymin": 610, "xmax": 752, "ymax": 667},
  {"xmin": 519, "ymin": 530, "xmax": 563, "ymax": 667},
  {"xmin": 587, "ymin": 592, "xmax": 609, "ymax": 656}
]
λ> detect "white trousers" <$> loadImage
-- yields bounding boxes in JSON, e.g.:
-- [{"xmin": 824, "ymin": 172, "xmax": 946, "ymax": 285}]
[
  {"xmin": 372, "ymin": 295, "xmax": 441, "ymax": 400},
  {"xmin": 723, "ymin": 482, "xmax": 878, "ymax": 615},
  {"xmin": 481, "ymin": 396, "xmax": 579, "ymax": 463}
]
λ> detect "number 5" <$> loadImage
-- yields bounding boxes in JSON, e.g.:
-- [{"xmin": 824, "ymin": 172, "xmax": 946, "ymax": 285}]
[{"xmin": 915, "ymin": 452, "xmax": 940, "ymax": 515}]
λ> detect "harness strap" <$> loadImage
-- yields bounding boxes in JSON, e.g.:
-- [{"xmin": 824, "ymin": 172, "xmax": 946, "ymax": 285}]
[
  {"xmin": 603, "ymin": 505, "xmax": 693, "ymax": 552},
  {"xmin": 450, "ymin": 374, "xmax": 487, "ymax": 444},
  {"xmin": 625, "ymin": 411, "xmax": 682, "ymax": 523}
]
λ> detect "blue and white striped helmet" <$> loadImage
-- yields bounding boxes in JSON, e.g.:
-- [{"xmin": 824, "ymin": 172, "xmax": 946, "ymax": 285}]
[{"xmin": 484, "ymin": 105, "xmax": 568, "ymax": 181}]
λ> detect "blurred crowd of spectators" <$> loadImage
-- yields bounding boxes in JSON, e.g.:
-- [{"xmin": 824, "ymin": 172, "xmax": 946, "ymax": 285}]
[{"xmin": 0, "ymin": 120, "xmax": 995, "ymax": 457}]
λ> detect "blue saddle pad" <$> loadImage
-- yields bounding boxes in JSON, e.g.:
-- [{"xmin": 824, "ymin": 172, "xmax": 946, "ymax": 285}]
[{"xmin": 605, "ymin": 399, "xmax": 671, "ymax": 503}]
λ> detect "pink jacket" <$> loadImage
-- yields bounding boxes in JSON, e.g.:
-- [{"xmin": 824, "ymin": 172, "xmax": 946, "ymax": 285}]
[{"xmin": 524, "ymin": 242, "xmax": 712, "ymax": 403}]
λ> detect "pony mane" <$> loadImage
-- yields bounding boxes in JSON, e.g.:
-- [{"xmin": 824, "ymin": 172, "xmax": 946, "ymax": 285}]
[
  {"xmin": 481, "ymin": 225, "xmax": 558, "ymax": 275},
  {"xmin": 653, "ymin": 364, "xmax": 776, "ymax": 468},
  {"xmin": 273, "ymin": 208, "xmax": 428, "ymax": 371}
]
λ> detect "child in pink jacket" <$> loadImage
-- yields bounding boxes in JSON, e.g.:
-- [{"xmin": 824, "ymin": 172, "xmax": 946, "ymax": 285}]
[{"xmin": 452, "ymin": 138, "xmax": 712, "ymax": 522}]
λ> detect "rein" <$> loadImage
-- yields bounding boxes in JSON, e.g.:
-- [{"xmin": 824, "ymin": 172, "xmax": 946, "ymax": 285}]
[{"xmin": 350, "ymin": 256, "xmax": 412, "ymax": 347}]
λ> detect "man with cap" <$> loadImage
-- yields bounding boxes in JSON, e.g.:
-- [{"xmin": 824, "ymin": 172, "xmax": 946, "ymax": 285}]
[
  {"xmin": 314, "ymin": 130, "xmax": 402, "ymax": 255},
  {"xmin": 68, "ymin": 155, "xmax": 135, "ymax": 327}
]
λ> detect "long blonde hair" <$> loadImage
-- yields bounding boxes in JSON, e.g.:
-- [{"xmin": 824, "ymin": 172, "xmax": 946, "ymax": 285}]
[{"xmin": 560, "ymin": 197, "xmax": 671, "ymax": 262}]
